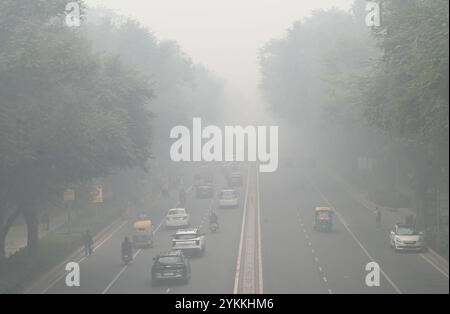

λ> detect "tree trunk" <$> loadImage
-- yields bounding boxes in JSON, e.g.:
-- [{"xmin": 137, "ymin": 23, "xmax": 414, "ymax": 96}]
[
  {"xmin": 0, "ymin": 208, "xmax": 20, "ymax": 272},
  {"xmin": 22, "ymin": 205, "xmax": 39, "ymax": 257},
  {"xmin": 0, "ymin": 210, "xmax": 5, "ymax": 274}
]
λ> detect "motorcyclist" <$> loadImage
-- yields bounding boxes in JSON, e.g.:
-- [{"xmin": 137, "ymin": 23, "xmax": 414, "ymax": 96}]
[{"xmin": 121, "ymin": 236, "xmax": 133, "ymax": 261}]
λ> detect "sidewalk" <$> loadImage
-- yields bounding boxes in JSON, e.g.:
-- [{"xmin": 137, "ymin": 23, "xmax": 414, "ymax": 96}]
[
  {"xmin": 323, "ymin": 167, "xmax": 449, "ymax": 273},
  {"xmin": 5, "ymin": 210, "xmax": 69, "ymax": 257}
]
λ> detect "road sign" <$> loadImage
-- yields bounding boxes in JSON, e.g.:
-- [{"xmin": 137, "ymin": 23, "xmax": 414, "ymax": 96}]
[
  {"xmin": 63, "ymin": 189, "xmax": 75, "ymax": 201},
  {"xmin": 93, "ymin": 185, "xmax": 103, "ymax": 203}
]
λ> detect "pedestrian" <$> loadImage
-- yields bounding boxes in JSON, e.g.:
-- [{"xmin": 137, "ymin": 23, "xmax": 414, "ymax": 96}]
[
  {"xmin": 83, "ymin": 230, "xmax": 93, "ymax": 256},
  {"xmin": 375, "ymin": 207, "xmax": 382, "ymax": 229}
]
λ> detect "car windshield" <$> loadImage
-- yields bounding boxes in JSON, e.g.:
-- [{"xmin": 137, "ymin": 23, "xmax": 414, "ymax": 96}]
[
  {"xmin": 221, "ymin": 191, "xmax": 236, "ymax": 198},
  {"xmin": 169, "ymin": 209, "xmax": 185, "ymax": 215},
  {"xmin": 156, "ymin": 256, "xmax": 183, "ymax": 265},
  {"xmin": 397, "ymin": 227, "xmax": 416, "ymax": 235}
]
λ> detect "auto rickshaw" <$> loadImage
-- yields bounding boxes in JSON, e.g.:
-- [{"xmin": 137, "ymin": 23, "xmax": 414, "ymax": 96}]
[
  {"xmin": 132, "ymin": 220, "xmax": 154, "ymax": 248},
  {"xmin": 314, "ymin": 207, "xmax": 333, "ymax": 232}
]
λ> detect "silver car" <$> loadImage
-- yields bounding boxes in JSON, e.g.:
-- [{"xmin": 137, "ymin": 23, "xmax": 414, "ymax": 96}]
[{"xmin": 389, "ymin": 224, "xmax": 425, "ymax": 252}]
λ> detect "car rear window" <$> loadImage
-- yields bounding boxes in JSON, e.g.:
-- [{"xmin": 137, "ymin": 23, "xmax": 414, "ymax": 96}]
[
  {"xmin": 221, "ymin": 191, "xmax": 236, "ymax": 198},
  {"xmin": 169, "ymin": 209, "xmax": 185, "ymax": 215},
  {"xmin": 157, "ymin": 256, "xmax": 183, "ymax": 264}
]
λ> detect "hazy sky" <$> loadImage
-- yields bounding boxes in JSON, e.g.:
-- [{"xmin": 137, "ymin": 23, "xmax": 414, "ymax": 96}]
[{"xmin": 86, "ymin": 0, "xmax": 354, "ymax": 105}]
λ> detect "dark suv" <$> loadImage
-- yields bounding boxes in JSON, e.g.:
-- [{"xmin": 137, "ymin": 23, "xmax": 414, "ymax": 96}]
[{"xmin": 151, "ymin": 250, "xmax": 191, "ymax": 286}]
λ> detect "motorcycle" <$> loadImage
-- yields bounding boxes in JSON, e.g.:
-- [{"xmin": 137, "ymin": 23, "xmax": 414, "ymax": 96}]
[
  {"xmin": 209, "ymin": 222, "xmax": 219, "ymax": 233},
  {"xmin": 122, "ymin": 252, "xmax": 133, "ymax": 265}
]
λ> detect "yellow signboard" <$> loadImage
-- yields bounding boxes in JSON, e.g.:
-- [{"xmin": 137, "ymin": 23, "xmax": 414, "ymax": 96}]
[{"xmin": 93, "ymin": 184, "xmax": 103, "ymax": 203}]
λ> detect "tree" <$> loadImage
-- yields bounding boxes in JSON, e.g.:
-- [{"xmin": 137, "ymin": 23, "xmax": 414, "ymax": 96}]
[{"xmin": 0, "ymin": 0, "xmax": 153, "ymax": 263}]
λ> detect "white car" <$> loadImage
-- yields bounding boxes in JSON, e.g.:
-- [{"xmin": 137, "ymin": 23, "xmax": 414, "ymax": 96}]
[
  {"xmin": 165, "ymin": 208, "xmax": 190, "ymax": 229},
  {"xmin": 218, "ymin": 189, "xmax": 238, "ymax": 208},
  {"xmin": 390, "ymin": 224, "xmax": 425, "ymax": 252},
  {"xmin": 172, "ymin": 228, "xmax": 206, "ymax": 256}
]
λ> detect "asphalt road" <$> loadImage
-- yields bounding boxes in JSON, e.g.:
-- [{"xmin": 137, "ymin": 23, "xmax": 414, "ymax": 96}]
[{"xmin": 27, "ymin": 162, "xmax": 449, "ymax": 294}]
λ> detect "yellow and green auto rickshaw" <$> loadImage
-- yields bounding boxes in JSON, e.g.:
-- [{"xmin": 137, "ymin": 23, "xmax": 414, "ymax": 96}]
[
  {"xmin": 314, "ymin": 207, "xmax": 333, "ymax": 232},
  {"xmin": 132, "ymin": 220, "xmax": 154, "ymax": 248}
]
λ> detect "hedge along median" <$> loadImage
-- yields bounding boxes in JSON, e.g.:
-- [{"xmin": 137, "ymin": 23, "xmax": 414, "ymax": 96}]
[{"xmin": 0, "ymin": 204, "xmax": 119, "ymax": 294}]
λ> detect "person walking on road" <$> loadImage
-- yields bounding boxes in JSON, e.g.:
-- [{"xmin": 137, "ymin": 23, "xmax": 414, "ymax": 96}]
[
  {"xmin": 375, "ymin": 207, "xmax": 382, "ymax": 229},
  {"xmin": 83, "ymin": 230, "xmax": 93, "ymax": 256}
]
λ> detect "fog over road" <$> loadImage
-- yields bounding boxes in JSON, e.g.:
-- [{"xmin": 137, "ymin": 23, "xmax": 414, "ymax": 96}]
[{"xmin": 26, "ymin": 163, "xmax": 448, "ymax": 294}]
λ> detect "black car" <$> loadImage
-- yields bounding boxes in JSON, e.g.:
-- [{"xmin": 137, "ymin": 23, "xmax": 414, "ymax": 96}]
[
  {"xmin": 195, "ymin": 184, "xmax": 214, "ymax": 199},
  {"xmin": 151, "ymin": 250, "xmax": 191, "ymax": 286}
]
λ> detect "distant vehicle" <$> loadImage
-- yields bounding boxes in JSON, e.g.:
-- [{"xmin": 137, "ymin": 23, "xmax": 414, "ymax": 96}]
[
  {"xmin": 132, "ymin": 220, "xmax": 154, "ymax": 248},
  {"xmin": 390, "ymin": 224, "xmax": 425, "ymax": 252},
  {"xmin": 227, "ymin": 172, "xmax": 243, "ymax": 187},
  {"xmin": 151, "ymin": 250, "xmax": 191, "ymax": 286},
  {"xmin": 218, "ymin": 189, "xmax": 239, "ymax": 209},
  {"xmin": 165, "ymin": 208, "xmax": 190, "ymax": 229},
  {"xmin": 171, "ymin": 228, "xmax": 206, "ymax": 256},
  {"xmin": 196, "ymin": 184, "xmax": 214, "ymax": 199},
  {"xmin": 314, "ymin": 207, "xmax": 333, "ymax": 232}
]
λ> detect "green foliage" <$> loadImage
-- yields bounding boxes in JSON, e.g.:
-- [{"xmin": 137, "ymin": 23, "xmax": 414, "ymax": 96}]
[
  {"xmin": 363, "ymin": 0, "xmax": 449, "ymax": 148},
  {"xmin": 0, "ymin": 0, "xmax": 153, "ymax": 258}
]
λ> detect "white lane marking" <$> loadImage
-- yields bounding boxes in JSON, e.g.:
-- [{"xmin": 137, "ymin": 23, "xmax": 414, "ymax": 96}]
[
  {"xmin": 40, "ymin": 220, "xmax": 128, "ymax": 294},
  {"xmin": 420, "ymin": 253, "xmax": 449, "ymax": 279},
  {"xmin": 319, "ymin": 267, "xmax": 323, "ymax": 272},
  {"xmin": 308, "ymin": 242, "xmax": 312, "ymax": 247},
  {"xmin": 311, "ymin": 182, "xmax": 403, "ymax": 294},
  {"xmin": 328, "ymin": 289, "xmax": 333, "ymax": 294},
  {"xmin": 166, "ymin": 288, "xmax": 170, "ymax": 293},
  {"xmin": 256, "ymin": 167, "xmax": 264, "ymax": 294},
  {"xmin": 233, "ymin": 165, "xmax": 251, "ymax": 294},
  {"xmin": 323, "ymin": 277, "xmax": 328, "ymax": 283},
  {"xmin": 311, "ymin": 249, "xmax": 315, "ymax": 254},
  {"xmin": 101, "ymin": 249, "xmax": 142, "ymax": 294},
  {"xmin": 314, "ymin": 257, "xmax": 319, "ymax": 263}
]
